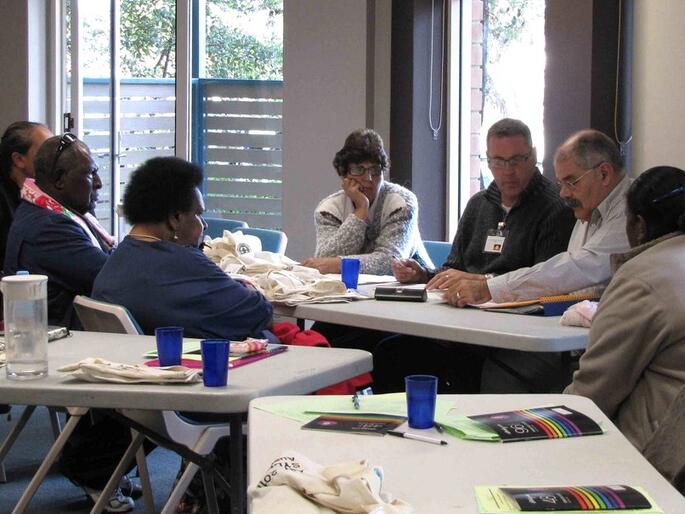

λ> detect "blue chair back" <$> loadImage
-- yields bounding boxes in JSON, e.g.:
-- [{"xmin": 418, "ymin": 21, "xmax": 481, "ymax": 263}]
[
  {"xmin": 204, "ymin": 217, "xmax": 248, "ymax": 238},
  {"xmin": 241, "ymin": 227, "xmax": 288, "ymax": 254},
  {"xmin": 423, "ymin": 240, "xmax": 451, "ymax": 268}
]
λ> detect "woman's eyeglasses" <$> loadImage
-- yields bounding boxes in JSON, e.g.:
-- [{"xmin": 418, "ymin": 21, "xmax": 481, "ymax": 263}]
[
  {"xmin": 50, "ymin": 133, "xmax": 78, "ymax": 177},
  {"xmin": 348, "ymin": 164, "xmax": 383, "ymax": 177}
]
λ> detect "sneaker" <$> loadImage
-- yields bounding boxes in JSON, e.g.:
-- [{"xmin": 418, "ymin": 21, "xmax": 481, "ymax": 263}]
[
  {"xmin": 119, "ymin": 475, "xmax": 143, "ymax": 499},
  {"xmin": 85, "ymin": 487, "xmax": 135, "ymax": 513}
]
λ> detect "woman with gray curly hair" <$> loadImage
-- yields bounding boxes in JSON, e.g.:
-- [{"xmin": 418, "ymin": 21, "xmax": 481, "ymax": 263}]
[{"xmin": 303, "ymin": 128, "xmax": 431, "ymax": 275}]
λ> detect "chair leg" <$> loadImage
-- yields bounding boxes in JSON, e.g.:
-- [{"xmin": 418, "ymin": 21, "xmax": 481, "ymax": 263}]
[
  {"xmin": 160, "ymin": 462, "xmax": 200, "ymax": 514},
  {"xmin": 0, "ymin": 405, "xmax": 38, "ymax": 484},
  {"xmin": 202, "ymin": 468, "xmax": 219, "ymax": 514},
  {"xmin": 11, "ymin": 407, "xmax": 88, "ymax": 514},
  {"xmin": 135, "ymin": 441, "xmax": 155, "ymax": 514},
  {"xmin": 90, "ymin": 429, "xmax": 146, "ymax": 514}
]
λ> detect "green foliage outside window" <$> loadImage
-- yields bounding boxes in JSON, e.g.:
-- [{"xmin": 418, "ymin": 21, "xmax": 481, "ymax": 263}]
[{"xmin": 117, "ymin": 0, "xmax": 283, "ymax": 79}]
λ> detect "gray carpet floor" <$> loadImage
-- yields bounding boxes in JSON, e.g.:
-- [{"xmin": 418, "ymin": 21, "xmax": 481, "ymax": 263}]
[{"xmin": 0, "ymin": 406, "xmax": 180, "ymax": 513}]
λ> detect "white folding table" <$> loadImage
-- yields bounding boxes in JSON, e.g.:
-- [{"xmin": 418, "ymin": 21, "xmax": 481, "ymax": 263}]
[
  {"xmin": 277, "ymin": 284, "xmax": 590, "ymax": 352},
  {"xmin": 0, "ymin": 331, "xmax": 372, "ymax": 514},
  {"xmin": 248, "ymin": 394, "xmax": 685, "ymax": 513}
]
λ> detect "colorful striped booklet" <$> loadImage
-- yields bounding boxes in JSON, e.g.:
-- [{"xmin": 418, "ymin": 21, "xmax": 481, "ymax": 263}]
[
  {"xmin": 475, "ymin": 485, "xmax": 662, "ymax": 513},
  {"xmin": 467, "ymin": 405, "xmax": 603, "ymax": 442}
]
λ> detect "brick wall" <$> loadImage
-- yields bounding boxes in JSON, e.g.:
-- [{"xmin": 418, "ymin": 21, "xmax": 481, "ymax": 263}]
[{"xmin": 470, "ymin": 0, "xmax": 486, "ymax": 195}]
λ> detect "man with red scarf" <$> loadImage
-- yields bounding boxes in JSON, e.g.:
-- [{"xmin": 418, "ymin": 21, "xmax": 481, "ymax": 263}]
[{"xmin": 4, "ymin": 134, "xmax": 113, "ymax": 329}]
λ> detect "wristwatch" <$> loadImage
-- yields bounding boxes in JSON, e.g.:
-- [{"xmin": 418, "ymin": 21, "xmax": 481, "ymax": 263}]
[{"xmin": 483, "ymin": 273, "xmax": 495, "ymax": 280}]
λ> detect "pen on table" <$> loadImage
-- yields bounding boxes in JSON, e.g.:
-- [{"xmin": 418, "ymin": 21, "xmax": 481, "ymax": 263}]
[
  {"xmin": 352, "ymin": 393, "xmax": 360, "ymax": 410},
  {"xmin": 387, "ymin": 430, "xmax": 447, "ymax": 446},
  {"xmin": 434, "ymin": 421, "xmax": 444, "ymax": 433}
]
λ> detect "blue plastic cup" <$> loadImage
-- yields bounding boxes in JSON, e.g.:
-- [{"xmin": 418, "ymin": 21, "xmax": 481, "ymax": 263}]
[
  {"xmin": 405, "ymin": 375, "xmax": 438, "ymax": 429},
  {"xmin": 341, "ymin": 258, "xmax": 361, "ymax": 289},
  {"xmin": 201, "ymin": 339, "xmax": 230, "ymax": 387},
  {"xmin": 155, "ymin": 327, "xmax": 184, "ymax": 367}
]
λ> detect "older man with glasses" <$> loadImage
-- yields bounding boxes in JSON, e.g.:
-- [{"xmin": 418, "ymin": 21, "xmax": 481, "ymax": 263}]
[
  {"xmin": 443, "ymin": 129, "xmax": 632, "ymax": 394},
  {"xmin": 393, "ymin": 117, "xmax": 575, "ymax": 291},
  {"xmin": 3, "ymin": 136, "xmax": 139, "ymax": 512},
  {"xmin": 446, "ymin": 128, "xmax": 631, "ymax": 307},
  {"xmin": 374, "ymin": 118, "xmax": 575, "ymax": 394},
  {"xmin": 3, "ymin": 133, "xmax": 112, "ymax": 329}
]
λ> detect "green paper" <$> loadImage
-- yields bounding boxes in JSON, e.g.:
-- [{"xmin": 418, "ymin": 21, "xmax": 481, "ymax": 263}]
[
  {"xmin": 255, "ymin": 393, "xmax": 453, "ymax": 423},
  {"xmin": 474, "ymin": 486, "xmax": 663, "ymax": 514},
  {"xmin": 436, "ymin": 416, "xmax": 500, "ymax": 441},
  {"xmin": 256, "ymin": 394, "xmax": 501, "ymax": 441},
  {"xmin": 143, "ymin": 339, "xmax": 202, "ymax": 358}
]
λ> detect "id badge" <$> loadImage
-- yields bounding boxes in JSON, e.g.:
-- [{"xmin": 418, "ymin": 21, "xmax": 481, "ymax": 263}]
[{"xmin": 484, "ymin": 227, "xmax": 507, "ymax": 254}]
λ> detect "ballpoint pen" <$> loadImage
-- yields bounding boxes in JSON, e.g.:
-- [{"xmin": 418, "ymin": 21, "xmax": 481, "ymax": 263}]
[
  {"xmin": 434, "ymin": 421, "xmax": 444, "ymax": 433},
  {"xmin": 387, "ymin": 430, "xmax": 447, "ymax": 446}
]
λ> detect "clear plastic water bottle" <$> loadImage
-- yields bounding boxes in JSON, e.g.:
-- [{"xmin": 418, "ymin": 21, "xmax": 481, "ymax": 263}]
[{"xmin": 1, "ymin": 274, "xmax": 48, "ymax": 380}]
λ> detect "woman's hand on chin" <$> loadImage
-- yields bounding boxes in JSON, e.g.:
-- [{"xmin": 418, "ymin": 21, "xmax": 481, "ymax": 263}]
[{"xmin": 301, "ymin": 256, "xmax": 342, "ymax": 274}]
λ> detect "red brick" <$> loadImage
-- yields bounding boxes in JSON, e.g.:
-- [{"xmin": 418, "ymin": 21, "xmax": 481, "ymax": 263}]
[
  {"xmin": 472, "ymin": 0, "xmax": 484, "ymax": 20},
  {"xmin": 472, "ymin": 21, "xmax": 483, "ymax": 42},
  {"xmin": 471, "ymin": 44, "xmax": 483, "ymax": 65},
  {"xmin": 471, "ymin": 66, "xmax": 483, "ymax": 87},
  {"xmin": 471, "ymin": 89, "xmax": 482, "ymax": 108}
]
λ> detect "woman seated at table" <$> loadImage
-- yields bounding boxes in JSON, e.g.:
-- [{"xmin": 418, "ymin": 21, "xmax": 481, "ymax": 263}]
[
  {"xmin": 565, "ymin": 165, "xmax": 685, "ymax": 457},
  {"xmin": 302, "ymin": 128, "xmax": 431, "ymax": 275},
  {"xmin": 92, "ymin": 156, "xmax": 273, "ymax": 341}
]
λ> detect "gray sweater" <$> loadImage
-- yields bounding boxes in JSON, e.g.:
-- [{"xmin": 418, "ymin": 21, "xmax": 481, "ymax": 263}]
[
  {"xmin": 314, "ymin": 181, "xmax": 432, "ymax": 275},
  {"xmin": 439, "ymin": 170, "xmax": 576, "ymax": 275}
]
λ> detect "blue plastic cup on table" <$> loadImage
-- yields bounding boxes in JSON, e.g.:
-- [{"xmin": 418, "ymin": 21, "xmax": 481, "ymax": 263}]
[
  {"xmin": 405, "ymin": 374, "xmax": 438, "ymax": 429},
  {"xmin": 201, "ymin": 339, "xmax": 230, "ymax": 387},
  {"xmin": 155, "ymin": 326, "xmax": 184, "ymax": 367},
  {"xmin": 340, "ymin": 257, "xmax": 361, "ymax": 289}
]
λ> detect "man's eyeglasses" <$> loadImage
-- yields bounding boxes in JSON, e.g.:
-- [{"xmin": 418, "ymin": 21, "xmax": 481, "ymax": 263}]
[
  {"xmin": 50, "ymin": 133, "xmax": 78, "ymax": 178},
  {"xmin": 486, "ymin": 151, "xmax": 532, "ymax": 169},
  {"xmin": 652, "ymin": 185, "xmax": 685, "ymax": 204},
  {"xmin": 348, "ymin": 164, "xmax": 383, "ymax": 177},
  {"xmin": 557, "ymin": 162, "xmax": 604, "ymax": 190}
]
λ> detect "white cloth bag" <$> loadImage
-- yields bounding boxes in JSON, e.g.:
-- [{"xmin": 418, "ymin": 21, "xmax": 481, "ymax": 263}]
[{"xmin": 249, "ymin": 451, "xmax": 413, "ymax": 514}]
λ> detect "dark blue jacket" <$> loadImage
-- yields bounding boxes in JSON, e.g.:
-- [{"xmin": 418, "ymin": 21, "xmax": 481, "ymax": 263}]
[
  {"xmin": 4, "ymin": 201, "xmax": 109, "ymax": 328},
  {"xmin": 92, "ymin": 236, "xmax": 273, "ymax": 341}
]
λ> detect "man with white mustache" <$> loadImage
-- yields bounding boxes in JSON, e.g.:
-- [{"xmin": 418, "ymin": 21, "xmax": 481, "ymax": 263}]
[
  {"xmin": 450, "ymin": 129, "xmax": 632, "ymax": 394},
  {"xmin": 446, "ymin": 129, "xmax": 632, "ymax": 307}
]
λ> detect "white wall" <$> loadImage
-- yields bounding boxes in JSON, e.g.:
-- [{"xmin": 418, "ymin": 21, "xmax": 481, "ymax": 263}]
[
  {"xmin": 282, "ymin": 0, "xmax": 391, "ymax": 261},
  {"xmin": 0, "ymin": 0, "xmax": 48, "ymax": 131},
  {"xmin": 632, "ymin": 0, "xmax": 685, "ymax": 174}
]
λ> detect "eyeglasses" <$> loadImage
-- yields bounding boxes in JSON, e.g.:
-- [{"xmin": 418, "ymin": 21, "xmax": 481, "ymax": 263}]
[
  {"xmin": 50, "ymin": 133, "xmax": 78, "ymax": 178},
  {"xmin": 652, "ymin": 185, "xmax": 685, "ymax": 204},
  {"xmin": 486, "ymin": 151, "xmax": 532, "ymax": 169},
  {"xmin": 557, "ymin": 162, "xmax": 604, "ymax": 190},
  {"xmin": 348, "ymin": 164, "xmax": 383, "ymax": 177}
]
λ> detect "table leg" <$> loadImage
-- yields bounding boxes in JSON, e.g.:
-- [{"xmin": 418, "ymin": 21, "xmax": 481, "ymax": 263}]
[
  {"xmin": 0, "ymin": 405, "xmax": 37, "ymax": 483},
  {"xmin": 229, "ymin": 415, "xmax": 245, "ymax": 514},
  {"xmin": 11, "ymin": 407, "xmax": 88, "ymax": 514}
]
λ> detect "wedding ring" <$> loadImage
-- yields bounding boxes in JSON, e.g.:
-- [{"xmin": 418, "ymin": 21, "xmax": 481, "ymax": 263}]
[{"xmin": 456, "ymin": 291, "xmax": 461, "ymax": 299}]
